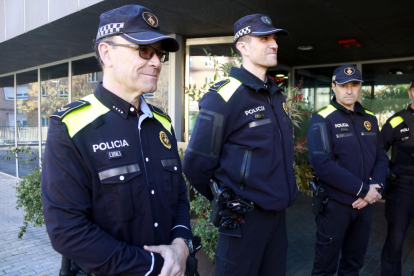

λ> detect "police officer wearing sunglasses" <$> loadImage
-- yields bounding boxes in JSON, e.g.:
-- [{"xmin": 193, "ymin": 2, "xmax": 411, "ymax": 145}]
[
  {"xmin": 381, "ymin": 80, "xmax": 414, "ymax": 276},
  {"xmin": 41, "ymin": 5, "xmax": 193, "ymax": 276}
]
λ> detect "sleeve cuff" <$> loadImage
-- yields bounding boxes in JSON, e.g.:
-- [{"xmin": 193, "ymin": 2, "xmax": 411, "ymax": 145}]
[
  {"xmin": 356, "ymin": 182, "xmax": 370, "ymax": 198},
  {"xmin": 170, "ymin": 225, "xmax": 193, "ymax": 242},
  {"xmin": 151, "ymin": 253, "xmax": 164, "ymax": 276},
  {"xmin": 369, "ymin": 177, "xmax": 383, "ymax": 188}
]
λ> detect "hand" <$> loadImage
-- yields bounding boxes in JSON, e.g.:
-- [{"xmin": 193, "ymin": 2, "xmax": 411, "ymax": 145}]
[
  {"xmin": 144, "ymin": 238, "xmax": 189, "ymax": 276},
  {"xmin": 363, "ymin": 184, "xmax": 382, "ymax": 204},
  {"xmin": 352, "ymin": 197, "xmax": 368, "ymax": 209}
]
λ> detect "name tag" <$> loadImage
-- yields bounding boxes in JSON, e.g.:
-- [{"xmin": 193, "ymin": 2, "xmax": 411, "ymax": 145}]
[
  {"xmin": 341, "ymin": 128, "xmax": 348, "ymax": 132},
  {"xmin": 255, "ymin": 113, "xmax": 264, "ymax": 119},
  {"xmin": 108, "ymin": 151, "xmax": 123, "ymax": 159}
]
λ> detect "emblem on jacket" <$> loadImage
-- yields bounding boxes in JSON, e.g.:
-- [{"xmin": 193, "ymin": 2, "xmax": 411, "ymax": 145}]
[
  {"xmin": 283, "ymin": 102, "xmax": 289, "ymax": 115},
  {"xmin": 364, "ymin": 121, "xmax": 371, "ymax": 131},
  {"xmin": 159, "ymin": 131, "xmax": 171, "ymax": 149}
]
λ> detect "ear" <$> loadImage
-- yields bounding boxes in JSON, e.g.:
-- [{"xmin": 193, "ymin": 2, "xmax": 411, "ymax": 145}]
[
  {"xmin": 236, "ymin": 41, "xmax": 249, "ymax": 57},
  {"xmin": 331, "ymin": 83, "xmax": 336, "ymax": 93},
  {"xmin": 99, "ymin": 43, "xmax": 113, "ymax": 68}
]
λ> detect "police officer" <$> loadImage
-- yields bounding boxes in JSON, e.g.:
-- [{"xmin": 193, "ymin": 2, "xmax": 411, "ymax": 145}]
[
  {"xmin": 381, "ymin": 80, "xmax": 414, "ymax": 276},
  {"xmin": 41, "ymin": 5, "xmax": 193, "ymax": 276},
  {"xmin": 183, "ymin": 14, "xmax": 297, "ymax": 276},
  {"xmin": 307, "ymin": 65, "xmax": 389, "ymax": 275}
]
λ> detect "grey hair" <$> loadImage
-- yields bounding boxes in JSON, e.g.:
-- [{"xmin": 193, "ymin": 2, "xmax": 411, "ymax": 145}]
[{"xmin": 93, "ymin": 36, "xmax": 115, "ymax": 69}]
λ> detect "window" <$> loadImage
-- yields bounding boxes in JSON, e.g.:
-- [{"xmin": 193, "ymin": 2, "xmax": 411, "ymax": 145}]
[
  {"xmin": 41, "ymin": 118, "xmax": 49, "ymax": 126},
  {"xmin": 204, "ymin": 58, "xmax": 213, "ymax": 67},
  {"xmin": 205, "ymin": 76, "xmax": 214, "ymax": 84}
]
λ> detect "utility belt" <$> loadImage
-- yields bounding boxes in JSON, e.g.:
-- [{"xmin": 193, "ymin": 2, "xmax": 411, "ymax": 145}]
[
  {"xmin": 209, "ymin": 180, "xmax": 254, "ymax": 229},
  {"xmin": 309, "ymin": 175, "xmax": 329, "ymax": 217},
  {"xmin": 397, "ymin": 174, "xmax": 414, "ymax": 185}
]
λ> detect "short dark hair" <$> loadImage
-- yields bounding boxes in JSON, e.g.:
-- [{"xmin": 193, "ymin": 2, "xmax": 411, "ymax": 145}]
[
  {"xmin": 234, "ymin": 35, "xmax": 251, "ymax": 58},
  {"xmin": 93, "ymin": 36, "xmax": 115, "ymax": 70}
]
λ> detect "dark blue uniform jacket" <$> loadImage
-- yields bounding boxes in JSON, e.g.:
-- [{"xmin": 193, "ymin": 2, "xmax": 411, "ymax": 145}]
[
  {"xmin": 307, "ymin": 97, "xmax": 388, "ymax": 205},
  {"xmin": 41, "ymin": 84, "xmax": 192, "ymax": 276},
  {"xmin": 381, "ymin": 104, "xmax": 414, "ymax": 176},
  {"xmin": 183, "ymin": 66, "xmax": 298, "ymax": 211}
]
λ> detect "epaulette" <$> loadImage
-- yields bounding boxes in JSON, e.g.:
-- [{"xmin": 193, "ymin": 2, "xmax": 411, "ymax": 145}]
[
  {"xmin": 148, "ymin": 104, "xmax": 171, "ymax": 122},
  {"xmin": 209, "ymin": 79, "xmax": 230, "ymax": 92},
  {"xmin": 364, "ymin": 108, "xmax": 375, "ymax": 115},
  {"xmin": 316, "ymin": 104, "xmax": 337, "ymax": 118},
  {"xmin": 313, "ymin": 106, "xmax": 328, "ymax": 114},
  {"xmin": 50, "ymin": 100, "xmax": 90, "ymax": 120}
]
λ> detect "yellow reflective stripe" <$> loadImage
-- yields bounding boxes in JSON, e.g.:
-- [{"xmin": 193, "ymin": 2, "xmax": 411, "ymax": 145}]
[
  {"xmin": 390, "ymin": 116, "xmax": 403, "ymax": 128},
  {"xmin": 217, "ymin": 77, "xmax": 242, "ymax": 102},
  {"xmin": 365, "ymin": 109, "xmax": 374, "ymax": 115},
  {"xmin": 62, "ymin": 94, "xmax": 110, "ymax": 138},
  {"xmin": 317, "ymin": 105, "xmax": 337, "ymax": 118},
  {"xmin": 153, "ymin": 112, "xmax": 172, "ymax": 134}
]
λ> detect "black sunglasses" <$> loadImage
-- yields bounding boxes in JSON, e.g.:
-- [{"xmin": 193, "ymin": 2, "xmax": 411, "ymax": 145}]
[{"xmin": 105, "ymin": 42, "xmax": 169, "ymax": 63}]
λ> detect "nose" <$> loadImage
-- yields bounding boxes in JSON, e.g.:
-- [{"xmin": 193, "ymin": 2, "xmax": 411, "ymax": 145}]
[
  {"xmin": 270, "ymin": 39, "xmax": 278, "ymax": 51},
  {"xmin": 148, "ymin": 52, "xmax": 161, "ymax": 68}
]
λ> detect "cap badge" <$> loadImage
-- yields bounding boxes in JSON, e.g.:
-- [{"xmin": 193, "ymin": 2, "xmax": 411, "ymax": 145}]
[
  {"xmin": 159, "ymin": 131, "xmax": 171, "ymax": 149},
  {"xmin": 344, "ymin": 67, "xmax": 355, "ymax": 76},
  {"xmin": 142, "ymin": 11, "xmax": 159, "ymax": 28},
  {"xmin": 364, "ymin": 121, "xmax": 371, "ymax": 131},
  {"xmin": 283, "ymin": 102, "xmax": 289, "ymax": 115},
  {"xmin": 261, "ymin": 16, "xmax": 272, "ymax": 25}
]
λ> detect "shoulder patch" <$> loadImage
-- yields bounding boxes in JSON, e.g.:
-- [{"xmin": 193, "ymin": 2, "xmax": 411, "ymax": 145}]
[
  {"xmin": 209, "ymin": 79, "xmax": 230, "ymax": 92},
  {"xmin": 390, "ymin": 116, "xmax": 404, "ymax": 128},
  {"xmin": 364, "ymin": 109, "xmax": 374, "ymax": 115},
  {"xmin": 217, "ymin": 77, "xmax": 242, "ymax": 102},
  {"xmin": 148, "ymin": 104, "xmax": 171, "ymax": 122},
  {"xmin": 313, "ymin": 106, "xmax": 328, "ymax": 114},
  {"xmin": 317, "ymin": 105, "xmax": 337, "ymax": 118},
  {"xmin": 50, "ymin": 100, "xmax": 90, "ymax": 120}
]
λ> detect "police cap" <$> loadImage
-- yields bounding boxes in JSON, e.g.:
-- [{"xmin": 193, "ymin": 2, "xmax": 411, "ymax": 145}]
[
  {"xmin": 233, "ymin": 14, "xmax": 288, "ymax": 42},
  {"xmin": 96, "ymin": 5, "xmax": 179, "ymax": 52},
  {"xmin": 332, "ymin": 65, "xmax": 364, "ymax": 85}
]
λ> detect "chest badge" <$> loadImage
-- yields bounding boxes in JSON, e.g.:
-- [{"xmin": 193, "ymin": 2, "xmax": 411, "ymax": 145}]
[
  {"xmin": 282, "ymin": 102, "xmax": 289, "ymax": 115},
  {"xmin": 159, "ymin": 131, "xmax": 171, "ymax": 149},
  {"xmin": 364, "ymin": 121, "xmax": 372, "ymax": 131},
  {"xmin": 255, "ymin": 113, "xmax": 264, "ymax": 119}
]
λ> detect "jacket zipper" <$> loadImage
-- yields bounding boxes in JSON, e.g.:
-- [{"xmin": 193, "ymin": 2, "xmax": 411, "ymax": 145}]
[
  {"xmin": 351, "ymin": 113, "xmax": 364, "ymax": 179},
  {"xmin": 267, "ymin": 94, "xmax": 291, "ymax": 206}
]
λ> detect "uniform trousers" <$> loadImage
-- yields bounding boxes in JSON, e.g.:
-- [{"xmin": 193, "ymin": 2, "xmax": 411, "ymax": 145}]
[
  {"xmin": 381, "ymin": 181, "xmax": 414, "ymax": 276},
  {"xmin": 312, "ymin": 199, "xmax": 373, "ymax": 276},
  {"xmin": 215, "ymin": 207, "xmax": 287, "ymax": 276}
]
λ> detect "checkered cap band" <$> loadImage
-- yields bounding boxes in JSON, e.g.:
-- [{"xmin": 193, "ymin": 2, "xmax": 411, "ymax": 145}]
[
  {"xmin": 234, "ymin": 26, "xmax": 251, "ymax": 42},
  {"xmin": 96, "ymin": 23, "xmax": 125, "ymax": 39}
]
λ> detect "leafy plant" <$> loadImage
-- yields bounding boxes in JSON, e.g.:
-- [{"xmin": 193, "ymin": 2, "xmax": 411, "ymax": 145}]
[
  {"xmin": 4, "ymin": 146, "xmax": 43, "ymax": 238},
  {"xmin": 184, "ymin": 48, "xmax": 242, "ymax": 103}
]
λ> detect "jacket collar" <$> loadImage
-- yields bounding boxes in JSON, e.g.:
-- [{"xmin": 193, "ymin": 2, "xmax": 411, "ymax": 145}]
[
  {"xmin": 407, "ymin": 103, "xmax": 414, "ymax": 112},
  {"xmin": 229, "ymin": 66, "xmax": 283, "ymax": 95},
  {"xmin": 94, "ymin": 83, "xmax": 153, "ymax": 120},
  {"xmin": 330, "ymin": 96, "xmax": 365, "ymax": 115}
]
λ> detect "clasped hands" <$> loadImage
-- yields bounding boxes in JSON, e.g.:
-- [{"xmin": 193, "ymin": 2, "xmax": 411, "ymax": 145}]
[{"xmin": 352, "ymin": 184, "xmax": 382, "ymax": 209}]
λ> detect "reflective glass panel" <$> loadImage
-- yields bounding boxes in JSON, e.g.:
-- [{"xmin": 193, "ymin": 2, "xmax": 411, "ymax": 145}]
[
  {"xmin": 72, "ymin": 57, "xmax": 102, "ymax": 101},
  {"xmin": 361, "ymin": 61, "xmax": 414, "ymax": 129},
  {"xmin": 16, "ymin": 70, "xmax": 39, "ymax": 177},
  {"xmin": 0, "ymin": 75, "xmax": 16, "ymax": 176},
  {"xmin": 40, "ymin": 63, "xmax": 69, "ymax": 155}
]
